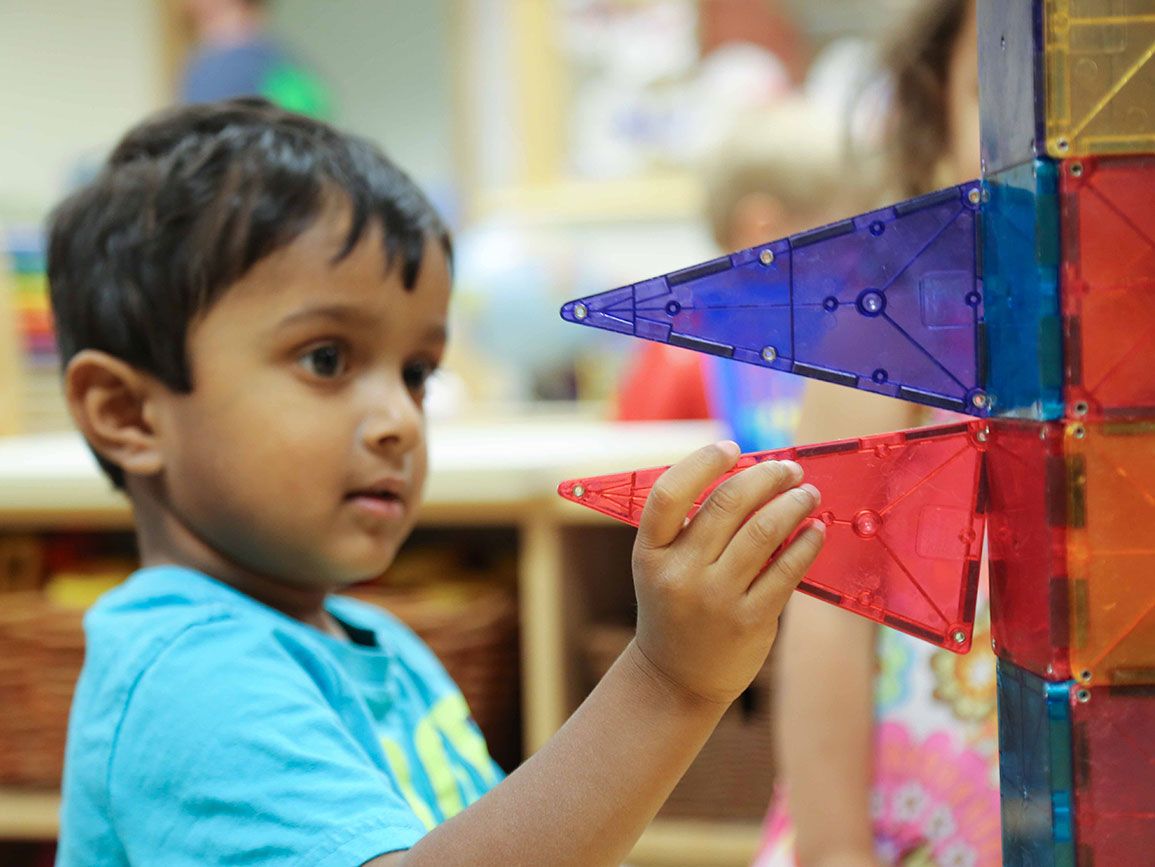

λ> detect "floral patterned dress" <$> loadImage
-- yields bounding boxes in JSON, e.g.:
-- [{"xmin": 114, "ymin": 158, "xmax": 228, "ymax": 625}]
[{"xmin": 755, "ymin": 586, "xmax": 1001, "ymax": 867}]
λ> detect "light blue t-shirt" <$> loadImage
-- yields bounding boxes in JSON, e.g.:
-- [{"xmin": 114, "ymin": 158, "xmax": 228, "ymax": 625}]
[{"xmin": 57, "ymin": 565, "xmax": 504, "ymax": 866}]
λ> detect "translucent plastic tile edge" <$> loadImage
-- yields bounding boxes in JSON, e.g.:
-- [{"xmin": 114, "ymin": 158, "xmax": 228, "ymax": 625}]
[
  {"xmin": 997, "ymin": 659, "xmax": 1078, "ymax": 866},
  {"xmin": 979, "ymin": 0, "xmax": 1046, "ymax": 175},
  {"xmin": 981, "ymin": 159, "xmax": 1064, "ymax": 420}
]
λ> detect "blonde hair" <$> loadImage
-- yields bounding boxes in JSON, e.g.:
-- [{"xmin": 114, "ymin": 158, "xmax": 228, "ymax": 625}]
[{"xmin": 702, "ymin": 98, "xmax": 853, "ymax": 249}]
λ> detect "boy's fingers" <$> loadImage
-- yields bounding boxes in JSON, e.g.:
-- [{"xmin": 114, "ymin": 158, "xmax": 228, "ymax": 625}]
[
  {"xmin": 681, "ymin": 459, "xmax": 805, "ymax": 564},
  {"xmin": 716, "ymin": 482, "xmax": 820, "ymax": 581},
  {"xmin": 636, "ymin": 441, "xmax": 740, "ymax": 551},
  {"xmin": 747, "ymin": 521, "xmax": 826, "ymax": 612}
]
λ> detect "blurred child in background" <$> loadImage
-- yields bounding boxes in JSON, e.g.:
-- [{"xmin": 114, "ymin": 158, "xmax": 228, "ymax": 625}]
[
  {"xmin": 757, "ymin": 2, "xmax": 1001, "ymax": 865},
  {"xmin": 180, "ymin": 0, "xmax": 330, "ymax": 117}
]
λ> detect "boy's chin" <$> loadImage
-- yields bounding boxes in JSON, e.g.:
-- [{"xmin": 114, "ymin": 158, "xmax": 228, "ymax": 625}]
[
  {"xmin": 325, "ymin": 550, "xmax": 402, "ymax": 589},
  {"xmin": 251, "ymin": 539, "xmax": 403, "ymax": 593}
]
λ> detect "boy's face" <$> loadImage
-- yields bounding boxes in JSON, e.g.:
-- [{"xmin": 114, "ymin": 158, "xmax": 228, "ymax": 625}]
[{"xmin": 147, "ymin": 209, "xmax": 449, "ymax": 593}]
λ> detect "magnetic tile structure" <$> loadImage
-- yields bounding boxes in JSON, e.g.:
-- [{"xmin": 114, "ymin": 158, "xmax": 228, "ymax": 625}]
[
  {"xmin": 559, "ymin": 422, "xmax": 988, "ymax": 653},
  {"xmin": 559, "ymin": 0, "xmax": 1155, "ymax": 859},
  {"xmin": 979, "ymin": 4, "xmax": 1155, "ymax": 859}
]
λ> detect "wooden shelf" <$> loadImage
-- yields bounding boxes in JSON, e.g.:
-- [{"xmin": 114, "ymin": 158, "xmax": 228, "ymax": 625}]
[
  {"xmin": 0, "ymin": 790, "xmax": 761, "ymax": 864},
  {"xmin": 632, "ymin": 820, "xmax": 762, "ymax": 866},
  {"xmin": 0, "ymin": 789, "xmax": 59, "ymax": 841}
]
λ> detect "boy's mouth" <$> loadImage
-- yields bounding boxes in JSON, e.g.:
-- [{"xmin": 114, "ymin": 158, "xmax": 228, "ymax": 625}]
[{"xmin": 345, "ymin": 483, "xmax": 407, "ymax": 519}]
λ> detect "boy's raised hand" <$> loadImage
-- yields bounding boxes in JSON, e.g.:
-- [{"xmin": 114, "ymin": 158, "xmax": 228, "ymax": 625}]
[{"xmin": 631, "ymin": 441, "xmax": 825, "ymax": 705}]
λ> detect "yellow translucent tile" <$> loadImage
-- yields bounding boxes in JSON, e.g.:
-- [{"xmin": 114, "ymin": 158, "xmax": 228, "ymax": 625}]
[
  {"xmin": 1067, "ymin": 420, "xmax": 1155, "ymax": 684},
  {"xmin": 1045, "ymin": 0, "xmax": 1155, "ymax": 156}
]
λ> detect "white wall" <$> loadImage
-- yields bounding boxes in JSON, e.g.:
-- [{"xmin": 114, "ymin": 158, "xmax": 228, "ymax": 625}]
[
  {"xmin": 272, "ymin": 0, "xmax": 456, "ymax": 198},
  {"xmin": 0, "ymin": 0, "xmax": 164, "ymax": 222}
]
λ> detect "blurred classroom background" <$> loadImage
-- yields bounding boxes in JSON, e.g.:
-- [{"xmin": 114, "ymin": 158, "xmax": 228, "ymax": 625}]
[
  {"xmin": 0, "ymin": 0, "xmax": 922, "ymax": 432},
  {"xmin": 0, "ymin": 2, "xmax": 922, "ymax": 865}
]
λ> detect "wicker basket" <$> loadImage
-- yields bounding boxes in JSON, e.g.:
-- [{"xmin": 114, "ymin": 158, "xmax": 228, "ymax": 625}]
[
  {"xmin": 0, "ymin": 583, "xmax": 520, "ymax": 789},
  {"xmin": 582, "ymin": 623, "xmax": 776, "ymax": 822},
  {"xmin": 0, "ymin": 594, "xmax": 86, "ymax": 788}
]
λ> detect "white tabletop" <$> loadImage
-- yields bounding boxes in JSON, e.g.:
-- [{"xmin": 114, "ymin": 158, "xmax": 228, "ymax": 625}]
[{"xmin": 0, "ymin": 416, "xmax": 724, "ymax": 516}]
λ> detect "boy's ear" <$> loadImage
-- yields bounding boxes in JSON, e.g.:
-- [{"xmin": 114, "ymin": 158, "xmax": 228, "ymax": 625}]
[{"xmin": 64, "ymin": 350, "xmax": 164, "ymax": 478}]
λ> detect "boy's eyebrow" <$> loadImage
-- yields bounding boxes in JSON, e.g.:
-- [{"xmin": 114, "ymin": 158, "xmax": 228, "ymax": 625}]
[
  {"xmin": 275, "ymin": 304, "xmax": 447, "ymax": 343},
  {"xmin": 273, "ymin": 304, "xmax": 369, "ymax": 332},
  {"xmin": 275, "ymin": 304, "xmax": 377, "ymax": 329}
]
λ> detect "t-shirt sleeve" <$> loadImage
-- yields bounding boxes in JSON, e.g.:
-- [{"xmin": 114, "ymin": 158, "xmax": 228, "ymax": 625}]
[{"xmin": 106, "ymin": 615, "xmax": 428, "ymax": 866}]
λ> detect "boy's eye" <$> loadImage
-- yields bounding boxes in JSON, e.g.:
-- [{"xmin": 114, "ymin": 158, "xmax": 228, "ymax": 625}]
[
  {"xmin": 403, "ymin": 360, "xmax": 438, "ymax": 393},
  {"xmin": 298, "ymin": 343, "xmax": 347, "ymax": 379}
]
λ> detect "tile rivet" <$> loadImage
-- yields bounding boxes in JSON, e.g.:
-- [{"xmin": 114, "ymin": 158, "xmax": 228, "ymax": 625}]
[{"xmin": 759, "ymin": 249, "xmax": 775, "ymax": 266}]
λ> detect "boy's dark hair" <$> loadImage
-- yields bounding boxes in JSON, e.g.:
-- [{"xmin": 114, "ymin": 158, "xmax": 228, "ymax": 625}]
[{"xmin": 48, "ymin": 98, "xmax": 451, "ymax": 489}]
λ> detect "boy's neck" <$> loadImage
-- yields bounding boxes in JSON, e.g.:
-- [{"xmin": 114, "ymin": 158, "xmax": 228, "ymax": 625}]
[{"xmin": 129, "ymin": 480, "xmax": 344, "ymax": 638}]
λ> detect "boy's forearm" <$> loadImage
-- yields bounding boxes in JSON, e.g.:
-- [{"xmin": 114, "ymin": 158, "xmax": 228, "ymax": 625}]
[{"xmin": 394, "ymin": 639, "xmax": 728, "ymax": 866}]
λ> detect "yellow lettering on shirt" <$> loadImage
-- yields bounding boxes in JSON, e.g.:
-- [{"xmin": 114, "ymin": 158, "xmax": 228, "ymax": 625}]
[
  {"xmin": 379, "ymin": 739, "xmax": 437, "ymax": 830},
  {"xmin": 379, "ymin": 693, "xmax": 499, "ymax": 825}
]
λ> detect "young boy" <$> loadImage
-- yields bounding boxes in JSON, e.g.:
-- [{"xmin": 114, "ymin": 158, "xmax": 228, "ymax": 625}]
[{"xmin": 49, "ymin": 98, "xmax": 825, "ymax": 866}]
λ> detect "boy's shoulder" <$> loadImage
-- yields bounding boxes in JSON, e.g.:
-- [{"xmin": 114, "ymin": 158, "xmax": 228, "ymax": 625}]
[
  {"xmin": 68, "ymin": 566, "xmax": 463, "ymax": 786},
  {"xmin": 85, "ymin": 565, "xmax": 318, "ymax": 675},
  {"xmin": 77, "ymin": 567, "xmax": 341, "ymax": 734}
]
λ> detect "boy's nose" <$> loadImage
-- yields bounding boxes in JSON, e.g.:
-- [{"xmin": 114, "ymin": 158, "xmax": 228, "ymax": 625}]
[{"xmin": 360, "ymin": 390, "xmax": 423, "ymax": 455}]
